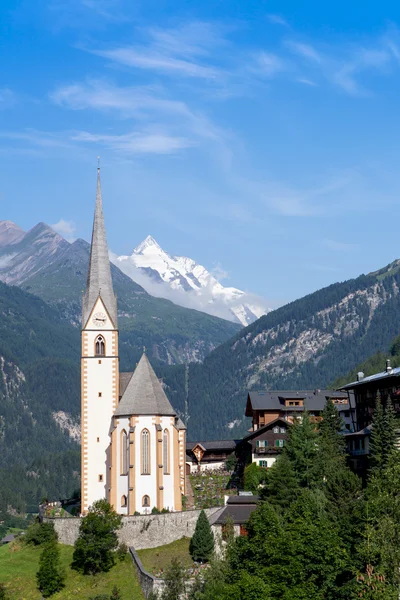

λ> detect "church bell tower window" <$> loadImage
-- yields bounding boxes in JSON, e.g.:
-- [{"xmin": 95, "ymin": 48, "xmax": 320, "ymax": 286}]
[
  {"xmin": 95, "ymin": 335, "xmax": 105, "ymax": 356},
  {"xmin": 163, "ymin": 429, "xmax": 170, "ymax": 474}
]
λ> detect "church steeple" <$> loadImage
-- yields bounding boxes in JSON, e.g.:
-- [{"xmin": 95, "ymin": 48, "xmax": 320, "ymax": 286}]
[{"xmin": 82, "ymin": 166, "xmax": 117, "ymax": 327}]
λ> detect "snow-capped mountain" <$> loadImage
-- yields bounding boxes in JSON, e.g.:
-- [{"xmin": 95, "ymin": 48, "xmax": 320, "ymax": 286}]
[{"xmin": 114, "ymin": 236, "xmax": 269, "ymax": 326}]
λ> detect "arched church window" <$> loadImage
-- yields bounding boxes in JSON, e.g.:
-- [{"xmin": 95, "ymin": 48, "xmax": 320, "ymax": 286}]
[
  {"xmin": 95, "ymin": 335, "xmax": 105, "ymax": 356},
  {"xmin": 163, "ymin": 429, "xmax": 170, "ymax": 475},
  {"xmin": 120, "ymin": 430, "xmax": 128, "ymax": 475},
  {"xmin": 141, "ymin": 429, "xmax": 150, "ymax": 475},
  {"xmin": 121, "ymin": 495, "xmax": 127, "ymax": 507},
  {"xmin": 142, "ymin": 495, "xmax": 150, "ymax": 507}
]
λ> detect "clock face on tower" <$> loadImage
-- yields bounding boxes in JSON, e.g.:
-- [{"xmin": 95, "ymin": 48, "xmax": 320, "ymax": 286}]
[{"xmin": 93, "ymin": 312, "xmax": 107, "ymax": 327}]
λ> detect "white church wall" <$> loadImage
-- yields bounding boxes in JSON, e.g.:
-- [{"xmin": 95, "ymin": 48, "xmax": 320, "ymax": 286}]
[
  {"xmin": 161, "ymin": 416, "xmax": 175, "ymax": 511},
  {"xmin": 82, "ymin": 298, "xmax": 117, "ymax": 513},
  {"xmin": 135, "ymin": 417, "xmax": 158, "ymax": 513},
  {"xmin": 115, "ymin": 418, "xmax": 129, "ymax": 515}
]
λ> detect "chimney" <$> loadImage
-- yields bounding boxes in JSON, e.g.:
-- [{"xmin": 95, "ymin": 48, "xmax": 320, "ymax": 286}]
[
  {"xmin": 386, "ymin": 359, "xmax": 393, "ymax": 374},
  {"xmin": 357, "ymin": 372, "xmax": 364, "ymax": 382}
]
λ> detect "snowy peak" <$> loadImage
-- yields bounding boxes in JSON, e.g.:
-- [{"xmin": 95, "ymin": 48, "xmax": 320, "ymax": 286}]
[
  {"xmin": 134, "ymin": 235, "xmax": 163, "ymax": 255},
  {"xmin": 115, "ymin": 237, "xmax": 270, "ymax": 326}
]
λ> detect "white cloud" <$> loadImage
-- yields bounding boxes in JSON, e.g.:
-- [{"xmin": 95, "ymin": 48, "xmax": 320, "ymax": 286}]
[
  {"xmin": 0, "ymin": 88, "xmax": 16, "ymax": 108},
  {"xmin": 72, "ymin": 130, "xmax": 193, "ymax": 154},
  {"xmin": 286, "ymin": 41, "xmax": 322, "ymax": 63},
  {"xmin": 51, "ymin": 219, "xmax": 76, "ymax": 241},
  {"xmin": 267, "ymin": 14, "xmax": 289, "ymax": 27},
  {"xmin": 256, "ymin": 52, "xmax": 286, "ymax": 77}
]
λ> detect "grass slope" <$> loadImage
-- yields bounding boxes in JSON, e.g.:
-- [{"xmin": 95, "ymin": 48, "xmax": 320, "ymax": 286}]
[
  {"xmin": 137, "ymin": 538, "xmax": 192, "ymax": 576},
  {"xmin": 0, "ymin": 542, "xmax": 144, "ymax": 600}
]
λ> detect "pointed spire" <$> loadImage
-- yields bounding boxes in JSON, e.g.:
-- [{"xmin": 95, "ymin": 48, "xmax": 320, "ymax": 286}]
[{"xmin": 82, "ymin": 165, "xmax": 117, "ymax": 327}]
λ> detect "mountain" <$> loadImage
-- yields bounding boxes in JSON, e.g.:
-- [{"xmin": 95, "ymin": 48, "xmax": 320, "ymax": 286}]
[
  {"xmin": 114, "ymin": 235, "xmax": 269, "ymax": 327},
  {"xmin": 0, "ymin": 280, "xmax": 81, "ymax": 512},
  {"xmin": 160, "ymin": 261, "xmax": 400, "ymax": 440},
  {"xmin": 0, "ymin": 221, "xmax": 240, "ymax": 365}
]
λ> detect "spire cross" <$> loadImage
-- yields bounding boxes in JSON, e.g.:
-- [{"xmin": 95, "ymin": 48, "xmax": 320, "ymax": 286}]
[
  {"xmin": 143, "ymin": 346, "xmax": 146, "ymax": 354},
  {"xmin": 97, "ymin": 156, "xmax": 100, "ymax": 170}
]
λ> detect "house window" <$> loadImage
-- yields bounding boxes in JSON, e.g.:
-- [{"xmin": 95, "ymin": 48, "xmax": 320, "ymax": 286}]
[
  {"xmin": 275, "ymin": 439, "xmax": 285, "ymax": 448},
  {"xmin": 163, "ymin": 429, "xmax": 170, "ymax": 474},
  {"xmin": 256, "ymin": 440, "xmax": 267, "ymax": 448},
  {"xmin": 120, "ymin": 430, "xmax": 128, "ymax": 475},
  {"xmin": 142, "ymin": 495, "xmax": 150, "ymax": 507},
  {"xmin": 95, "ymin": 336, "xmax": 105, "ymax": 356},
  {"xmin": 141, "ymin": 429, "xmax": 150, "ymax": 475},
  {"xmin": 98, "ymin": 474, "xmax": 103, "ymax": 482},
  {"xmin": 121, "ymin": 495, "xmax": 127, "ymax": 508},
  {"xmin": 273, "ymin": 426, "xmax": 279, "ymax": 433},
  {"xmin": 259, "ymin": 460, "xmax": 268, "ymax": 467},
  {"xmin": 280, "ymin": 427, "xmax": 286, "ymax": 434},
  {"xmin": 98, "ymin": 392, "xmax": 102, "ymax": 397}
]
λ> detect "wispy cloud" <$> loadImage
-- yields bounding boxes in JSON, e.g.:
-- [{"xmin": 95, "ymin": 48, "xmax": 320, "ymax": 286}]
[
  {"xmin": 286, "ymin": 41, "xmax": 322, "ymax": 63},
  {"xmin": 255, "ymin": 52, "xmax": 286, "ymax": 77},
  {"xmin": 51, "ymin": 219, "xmax": 76, "ymax": 241},
  {"xmin": 71, "ymin": 130, "xmax": 193, "ymax": 154},
  {"xmin": 0, "ymin": 88, "xmax": 17, "ymax": 109},
  {"xmin": 267, "ymin": 14, "xmax": 289, "ymax": 27},
  {"xmin": 323, "ymin": 239, "xmax": 358, "ymax": 252},
  {"xmin": 90, "ymin": 21, "xmax": 230, "ymax": 80}
]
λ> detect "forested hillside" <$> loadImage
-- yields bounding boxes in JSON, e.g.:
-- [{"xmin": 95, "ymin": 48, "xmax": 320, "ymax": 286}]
[
  {"xmin": 332, "ymin": 333, "xmax": 400, "ymax": 388},
  {"xmin": 0, "ymin": 281, "xmax": 80, "ymax": 512},
  {"xmin": 176, "ymin": 264, "xmax": 400, "ymax": 440}
]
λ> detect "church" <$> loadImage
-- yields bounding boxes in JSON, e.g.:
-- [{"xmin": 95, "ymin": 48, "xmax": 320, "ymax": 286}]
[{"xmin": 81, "ymin": 168, "xmax": 186, "ymax": 516}]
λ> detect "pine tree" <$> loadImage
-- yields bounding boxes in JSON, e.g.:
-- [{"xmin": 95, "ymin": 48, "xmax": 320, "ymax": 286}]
[
  {"xmin": 36, "ymin": 537, "xmax": 65, "ymax": 597},
  {"xmin": 261, "ymin": 452, "xmax": 300, "ymax": 507},
  {"xmin": 284, "ymin": 412, "xmax": 319, "ymax": 488},
  {"xmin": 72, "ymin": 499, "xmax": 122, "ymax": 575},
  {"xmin": 370, "ymin": 392, "xmax": 387, "ymax": 472},
  {"xmin": 190, "ymin": 510, "xmax": 214, "ymax": 562},
  {"xmin": 384, "ymin": 396, "xmax": 397, "ymax": 462},
  {"xmin": 160, "ymin": 558, "xmax": 187, "ymax": 600}
]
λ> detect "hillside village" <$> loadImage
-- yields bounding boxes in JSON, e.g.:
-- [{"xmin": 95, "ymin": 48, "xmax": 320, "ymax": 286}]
[{"xmin": 2, "ymin": 170, "xmax": 400, "ymax": 599}]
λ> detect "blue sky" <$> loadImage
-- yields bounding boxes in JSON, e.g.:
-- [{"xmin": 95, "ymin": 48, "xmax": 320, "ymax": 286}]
[{"xmin": 2, "ymin": 0, "xmax": 400, "ymax": 307}]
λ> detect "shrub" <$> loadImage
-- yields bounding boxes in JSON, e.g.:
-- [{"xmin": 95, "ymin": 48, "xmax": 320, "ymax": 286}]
[
  {"xmin": 25, "ymin": 522, "xmax": 57, "ymax": 546},
  {"xmin": 0, "ymin": 584, "xmax": 8, "ymax": 600},
  {"xmin": 116, "ymin": 542, "xmax": 128, "ymax": 562},
  {"xmin": 151, "ymin": 507, "xmax": 161, "ymax": 514}
]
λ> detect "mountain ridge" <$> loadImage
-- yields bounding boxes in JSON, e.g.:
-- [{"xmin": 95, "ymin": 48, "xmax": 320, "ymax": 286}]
[
  {"xmin": 0, "ymin": 220, "xmax": 240, "ymax": 365},
  {"xmin": 115, "ymin": 234, "xmax": 269, "ymax": 326}
]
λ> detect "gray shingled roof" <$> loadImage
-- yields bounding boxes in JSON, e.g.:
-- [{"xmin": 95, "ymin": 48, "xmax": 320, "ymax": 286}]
[
  {"xmin": 114, "ymin": 353, "xmax": 176, "ymax": 417},
  {"xmin": 82, "ymin": 168, "xmax": 117, "ymax": 328},
  {"xmin": 186, "ymin": 440, "xmax": 237, "ymax": 452},
  {"xmin": 247, "ymin": 390, "xmax": 350, "ymax": 413},
  {"xmin": 340, "ymin": 367, "xmax": 400, "ymax": 390},
  {"xmin": 119, "ymin": 372, "xmax": 133, "ymax": 398}
]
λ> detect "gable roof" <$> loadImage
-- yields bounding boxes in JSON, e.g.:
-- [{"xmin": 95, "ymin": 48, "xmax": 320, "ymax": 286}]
[
  {"xmin": 246, "ymin": 390, "xmax": 350, "ymax": 416},
  {"xmin": 186, "ymin": 440, "xmax": 237, "ymax": 452},
  {"xmin": 239, "ymin": 418, "xmax": 289, "ymax": 443},
  {"xmin": 114, "ymin": 353, "xmax": 176, "ymax": 417}
]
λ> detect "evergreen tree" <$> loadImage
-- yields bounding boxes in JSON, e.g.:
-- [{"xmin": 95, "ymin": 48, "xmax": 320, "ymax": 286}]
[
  {"xmin": 190, "ymin": 510, "xmax": 214, "ymax": 562},
  {"xmin": 261, "ymin": 453, "xmax": 300, "ymax": 507},
  {"xmin": 72, "ymin": 499, "xmax": 122, "ymax": 575},
  {"xmin": 369, "ymin": 392, "xmax": 386, "ymax": 472},
  {"xmin": 36, "ymin": 537, "xmax": 65, "ymax": 598},
  {"xmin": 284, "ymin": 412, "xmax": 319, "ymax": 488},
  {"xmin": 384, "ymin": 396, "xmax": 397, "ymax": 460},
  {"xmin": 319, "ymin": 398, "xmax": 345, "ymax": 450}
]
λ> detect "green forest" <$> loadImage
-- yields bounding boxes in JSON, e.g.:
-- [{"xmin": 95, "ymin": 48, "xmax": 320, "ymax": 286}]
[{"xmin": 190, "ymin": 399, "xmax": 400, "ymax": 599}]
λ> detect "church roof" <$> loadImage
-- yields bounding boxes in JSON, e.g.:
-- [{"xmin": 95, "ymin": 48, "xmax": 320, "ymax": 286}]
[
  {"xmin": 115, "ymin": 353, "xmax": 176, "ymax": 417},
  {"xmin": 82, "ymin": 168, "xmax": 117, "ymax": 328}
]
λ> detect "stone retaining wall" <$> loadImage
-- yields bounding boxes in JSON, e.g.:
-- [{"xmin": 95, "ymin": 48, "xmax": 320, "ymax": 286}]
[
  {"xmin": 45, "ymin": 507, "xmax": 221, "ymax": 550},
  {"xmin": 129, "ymin": 547, "xmax": 164, "ymax": 599}
]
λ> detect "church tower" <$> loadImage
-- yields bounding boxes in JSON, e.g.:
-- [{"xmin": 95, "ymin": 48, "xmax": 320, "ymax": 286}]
[{"xmin": 81, "ymin": 167, "xmax": 119, "ymax": 515}]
